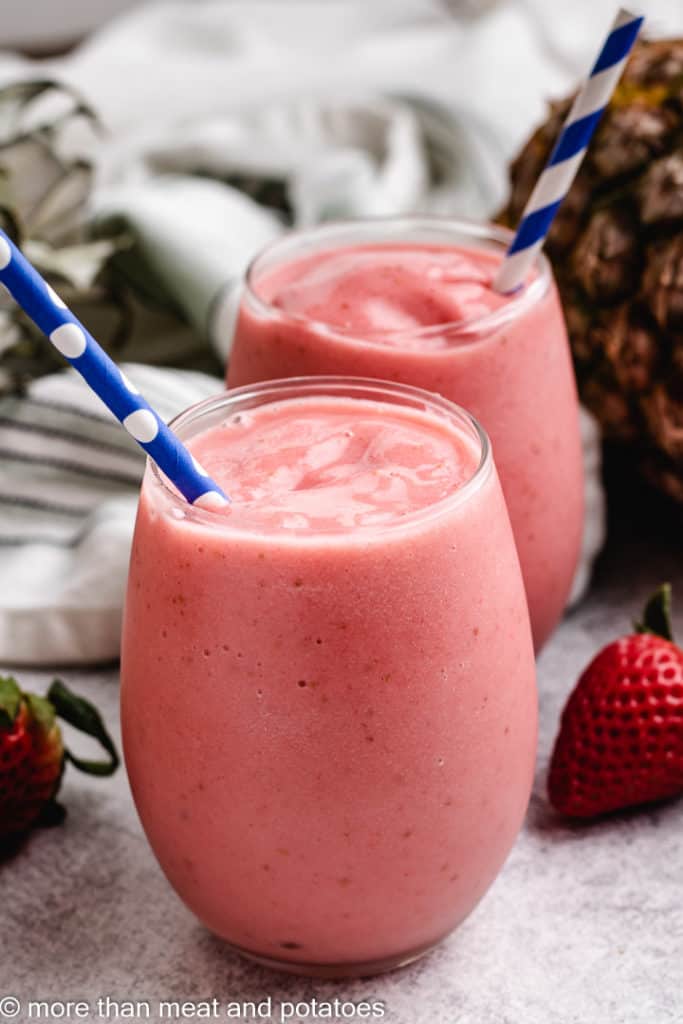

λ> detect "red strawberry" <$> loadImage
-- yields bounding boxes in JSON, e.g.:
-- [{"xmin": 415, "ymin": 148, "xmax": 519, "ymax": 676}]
[
  {"xmin": 0, "ymin": 676, "xmax": 118, "ymax": 840},
  {"xmin": 549, "ymin": 584, "xmax": 683, "ymax": 818}
]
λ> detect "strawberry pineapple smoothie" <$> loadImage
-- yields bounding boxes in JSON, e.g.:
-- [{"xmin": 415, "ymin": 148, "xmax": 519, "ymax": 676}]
[
  {"xmin": 121, "ymin": 378, "xmax": 537, "ymax": 977},
  {"xmin": 228, "ymin": 219, "xmax": 585, "ymax": 650}
]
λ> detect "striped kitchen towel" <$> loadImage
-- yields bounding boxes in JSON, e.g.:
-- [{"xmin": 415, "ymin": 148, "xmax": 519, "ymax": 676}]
[{"xmin": 0, "ymin": 363, "xmax": 223, "ymax": 664}]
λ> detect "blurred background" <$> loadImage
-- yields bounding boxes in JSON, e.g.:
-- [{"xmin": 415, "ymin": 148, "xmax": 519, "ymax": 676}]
[{"xmin": 0, "ymin": 0, "xmax": 663, "ymax": 55}]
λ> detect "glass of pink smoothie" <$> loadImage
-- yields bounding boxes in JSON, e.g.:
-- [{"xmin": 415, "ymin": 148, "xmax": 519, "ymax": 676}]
[
  {"xmin": 121, "ymin": 376, "xmax": 537, "ymax": 978},
  {"xmin": 227, "ymin": 218, "xmax": 585, "ymax": 651}
]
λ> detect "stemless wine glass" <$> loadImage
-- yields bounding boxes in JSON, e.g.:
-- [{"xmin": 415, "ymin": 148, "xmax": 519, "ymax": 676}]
[
  {"xmin": 227, "ymin": 218, "xmax": 585, "ymax": 651},
  {"xmin": 121, "ymin": 377, "xmax": 537, "ymax": 978}
]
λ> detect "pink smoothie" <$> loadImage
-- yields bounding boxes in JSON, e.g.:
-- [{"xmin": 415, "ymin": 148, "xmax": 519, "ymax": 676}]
[
  {"xmin": 121, "ymin": 381, "xmax": 537, "ymax": 975},
  {"xmin": 228, "ymin": 224, "xmax": 585, "ymax": 651}
]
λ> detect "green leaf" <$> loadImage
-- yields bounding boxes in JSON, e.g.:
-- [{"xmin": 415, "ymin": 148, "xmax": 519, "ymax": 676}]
[
  {"xmin": 24, "ymin": 692, "xmax": 57, "ymax": 733},
  {"xmin": 0, "ymin": 80, "xmax": 60, "ymax": 139},
  {"xmin": 25, "ymin": 159, "xmax": 93, "ymax": 244},
  {"xmin": 0, "ymin": 135, "xmax": 65, "ymax": 225},
  {"xmin": 634, "ymin": 583, "xmax": 674, "ymax": 642},
  {"xmin": 47, "ymin": 680, "xmax": 119, "ymax": 777},
  {"xmin": 0, "ymin": 77, "xmax": 100, "ymax": 241},
  {"xmin": 24, "ymin": 236, "xmax": 128, "ymax": 292},
  {"xmin": 0, "ymin": 168, "xmax": 21, "ymax": 243},
  {"xmin": 0, "ymin": 676, "xmax": 21, "ymax": 729},
  {"xmin": 0, "ymin": 79, "xmax": 99, "ymax": 141}
]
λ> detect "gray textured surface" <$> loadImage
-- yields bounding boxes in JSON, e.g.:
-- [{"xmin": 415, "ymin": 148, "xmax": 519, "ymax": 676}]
[{"xmin": 1, "ymin": 497, "xmax": 682, "ymax": 1024}]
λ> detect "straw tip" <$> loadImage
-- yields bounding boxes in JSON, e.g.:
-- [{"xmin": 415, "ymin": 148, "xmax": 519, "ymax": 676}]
[
  {"xmin": 492, "ymin": 276, "xmax": 525, "ymax": 297},
  {"xmin": 614, "ymin": 8, "xmax": 645, "ymax": 34},
  {"xmin": 194, "ymin": 490, "xmax": 230, "ymax": 511}
]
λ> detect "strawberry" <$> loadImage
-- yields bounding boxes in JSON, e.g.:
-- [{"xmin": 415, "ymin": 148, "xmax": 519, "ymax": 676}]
[
  {"xmin": 548, "ymin": 584, "xmax": 683, "ymax": 818},
  {"xmin": 0, "ymin": 676, "xmax": 118, "ymax": 840}
]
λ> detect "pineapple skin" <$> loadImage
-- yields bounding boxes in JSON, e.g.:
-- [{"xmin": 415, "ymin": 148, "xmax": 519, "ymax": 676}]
[{"xmin": 498, "ymin": 39, "xmax": 683, "ymax": 505}]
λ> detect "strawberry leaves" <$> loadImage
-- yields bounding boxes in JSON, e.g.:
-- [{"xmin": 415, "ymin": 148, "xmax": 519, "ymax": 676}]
[
  {"xmin": 47, "ymin": 680, "xmax": 119, "ymax": 777},
  {"xmin": 0, "ymin": 676, "xmax": 118, "ymax": 841},
  {"xmin": 549, "ymin": 584, "xmax": 683, "ymax": 818},
  {"xmin": 634, "ymin": 582, "xmax": 674, "ymax": 642},
  {"xmin": 0, "ymin": 675, "xmax": 21, "ymax": 729}
]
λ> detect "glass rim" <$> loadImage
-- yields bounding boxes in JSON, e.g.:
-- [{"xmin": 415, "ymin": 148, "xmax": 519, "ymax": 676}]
[
  {"xmin": 149, "ymin": 376, "xmax": 493, "ymax": 540},
  {"xmin": 242, "ymin": 215, "xmax": 552, "ymax": 344}
]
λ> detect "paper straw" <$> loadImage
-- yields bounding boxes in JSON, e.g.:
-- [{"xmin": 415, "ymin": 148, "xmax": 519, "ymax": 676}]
[
  {"xmin": 494, "ymin": 7, "xmax": 643, "ymax": 294},
  {"xmin": 0, "ymin": 229, "xmax": 229, "ymax": 508}
]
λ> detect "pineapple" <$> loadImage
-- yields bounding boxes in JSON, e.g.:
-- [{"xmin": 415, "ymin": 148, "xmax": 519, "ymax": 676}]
[{"xmin": 498, "ymin": 38, "xmax": 683, "ymax": 504}]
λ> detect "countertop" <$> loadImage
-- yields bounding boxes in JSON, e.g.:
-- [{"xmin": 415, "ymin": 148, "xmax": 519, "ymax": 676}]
[{"xmin": 2, "ymin": 473, "xmax": 682, "ymax": 1024}]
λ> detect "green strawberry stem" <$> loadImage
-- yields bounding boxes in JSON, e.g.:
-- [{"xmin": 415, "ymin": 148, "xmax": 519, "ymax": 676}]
[
  {"xmin": 634, "ymin": 583, "xmax": 674, "ymax": 642},
  {"xmin": 24, "ymin": 691, "xmax": 58, "ymax": 730},
  {"xmin": 0, "ymin": 676, "xmax": 21, "ymax": 728},
  {"xmin": 47, "ymin": 680, "xmax": 119, "ymax": 776}
]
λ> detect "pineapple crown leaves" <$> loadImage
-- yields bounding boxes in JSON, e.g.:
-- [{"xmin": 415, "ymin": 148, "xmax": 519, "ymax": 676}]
[
  {"xmin": 0, "ymin": 675, "xmax": 118, "ymax": 776},
  {"xmin": 634, "ymin": 583, "xmax": 674, "ymax": 642}
]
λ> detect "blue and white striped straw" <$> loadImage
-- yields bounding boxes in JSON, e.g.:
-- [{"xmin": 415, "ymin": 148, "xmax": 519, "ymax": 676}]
[
  {"xmin": 0, "ymin": 230, "xmax": 229, "ymax": 509},
  {"xmin": 494, "ymin": 7, "xmax": 643, "ymax": 294}
]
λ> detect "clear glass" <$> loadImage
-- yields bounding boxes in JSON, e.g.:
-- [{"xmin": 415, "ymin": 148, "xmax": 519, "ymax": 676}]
[
  {"xmin": 228, "ymin": 217, "xmax": 585, "ymax": 651},
  {"xmin": 121, "ymin": 377, "xmax": 537, "ymax": 978}
]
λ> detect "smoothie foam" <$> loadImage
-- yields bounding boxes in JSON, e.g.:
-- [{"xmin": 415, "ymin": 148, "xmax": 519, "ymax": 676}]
[
  {"xmin": 189, "ymin": 396, "xmax": 480, "ymax": 532},
  {"xmin": 262, "ymin": 245, "xmax": 510, "ymax": 345}
]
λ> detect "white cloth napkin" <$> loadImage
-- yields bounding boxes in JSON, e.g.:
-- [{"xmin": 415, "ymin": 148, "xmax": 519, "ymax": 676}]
[{"xmin": 0, "ymin": 0, "xmax": 618, "ymax": 664}]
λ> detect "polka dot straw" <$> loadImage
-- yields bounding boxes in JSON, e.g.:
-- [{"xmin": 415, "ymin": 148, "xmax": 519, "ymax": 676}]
[{"xmin": 0, "ymin": 230, "xmax": 228, "ymax": 508}]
